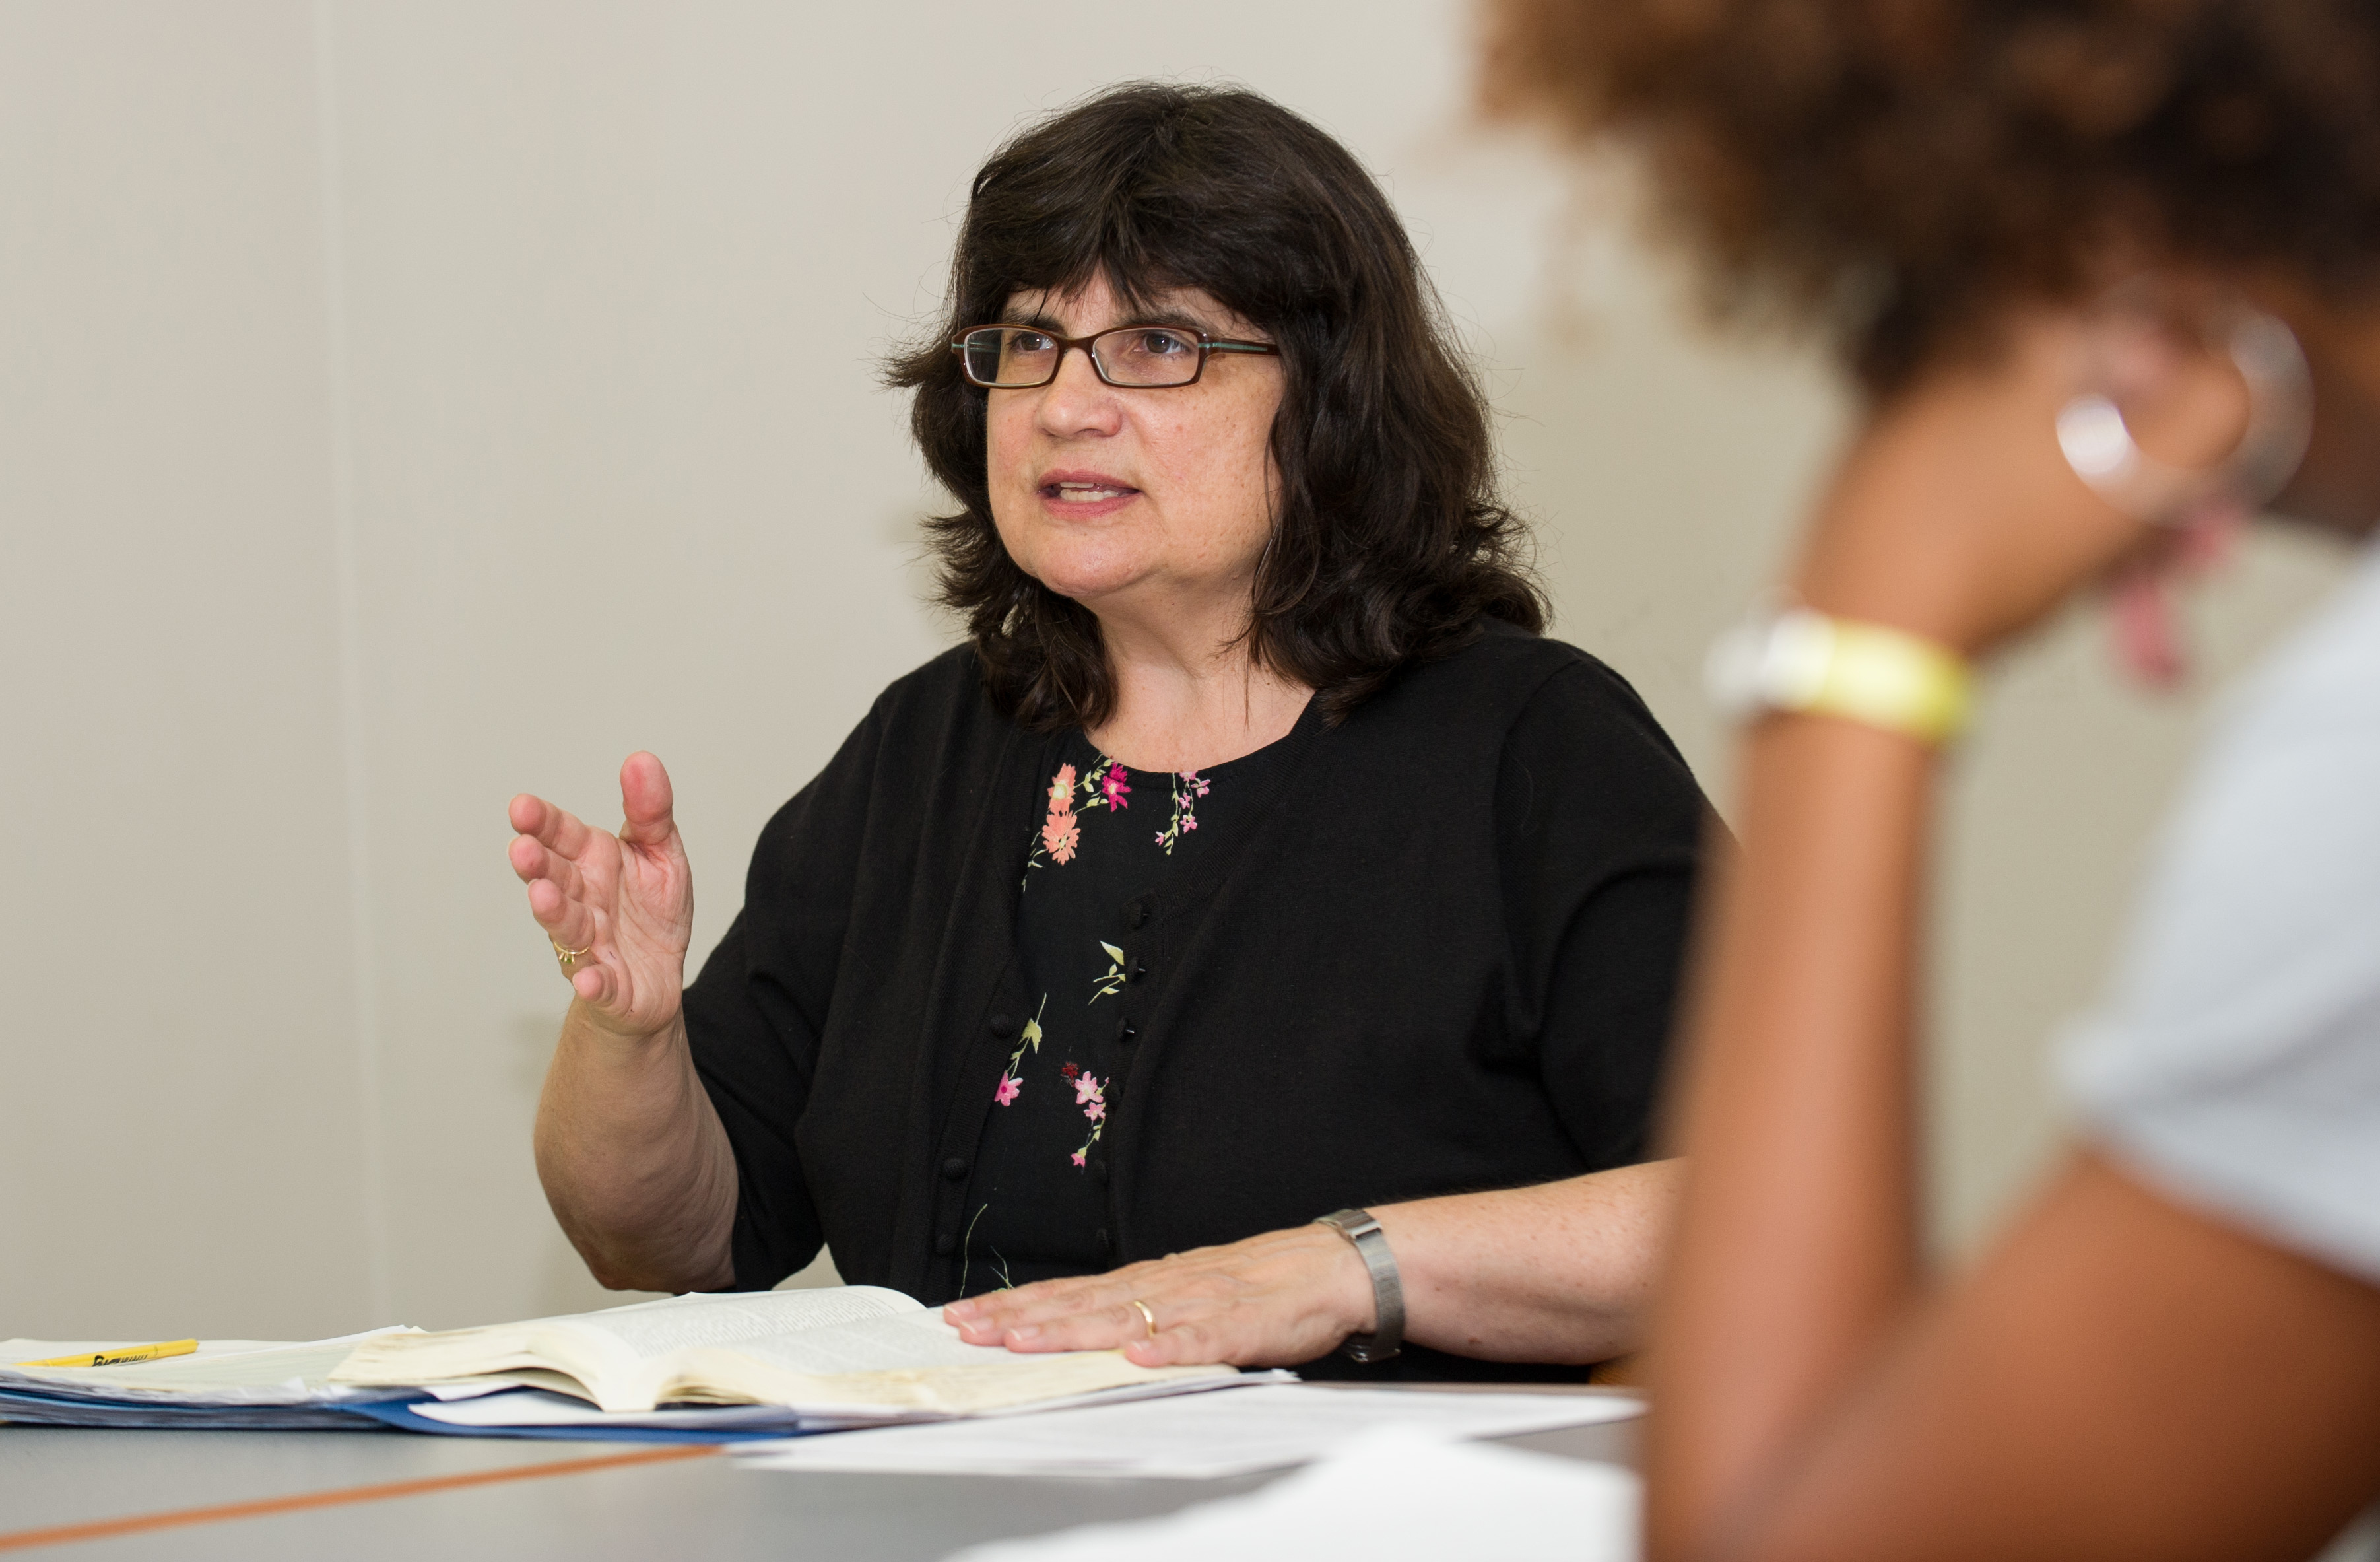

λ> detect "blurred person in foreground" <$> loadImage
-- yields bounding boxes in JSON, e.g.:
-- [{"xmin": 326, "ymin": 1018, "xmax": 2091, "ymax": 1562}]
[
  {"xmin": 1490, "ymin": 0, "xmax": 2380, "ymax": 1554},
  {"xmin": 508, "ymin": 83, "xmax": 1709, "ymax": 1381}
]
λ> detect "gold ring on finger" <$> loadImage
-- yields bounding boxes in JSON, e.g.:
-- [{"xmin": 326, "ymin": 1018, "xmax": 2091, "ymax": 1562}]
[
  {"xmin": 551, "ymin": 938, "xmax": 592, "ymax": 972},
  {"xmin": 1129, "ymin": 1298, "xmax": 1157, "ymax": 1340}
]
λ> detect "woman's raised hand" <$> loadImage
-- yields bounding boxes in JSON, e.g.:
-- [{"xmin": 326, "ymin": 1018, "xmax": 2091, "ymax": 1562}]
[{"xmin": 508, "ymin": 752, "xmax": 694, "ymax": 1040}]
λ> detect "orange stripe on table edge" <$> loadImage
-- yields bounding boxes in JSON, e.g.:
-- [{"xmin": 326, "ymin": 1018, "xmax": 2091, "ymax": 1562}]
[{"xmin": 0, "ymin": 1442, "xmax": 720, "ymax": 1552}]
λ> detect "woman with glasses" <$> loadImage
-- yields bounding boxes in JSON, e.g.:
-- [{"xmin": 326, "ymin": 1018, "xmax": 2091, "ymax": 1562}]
[
  {"xmin": 507, "ymin": 82, "xmax": 1710, "ymax": 1380},
  {"xmin": 1490, "ymin": 0, "xmax": 2380, "ymax": 1552}
]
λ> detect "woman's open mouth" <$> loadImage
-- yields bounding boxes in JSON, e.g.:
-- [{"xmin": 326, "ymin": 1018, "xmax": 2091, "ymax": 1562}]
[{"xmin": 1038, "ymin": 471, "xmax": 1142, "ymax": 514}]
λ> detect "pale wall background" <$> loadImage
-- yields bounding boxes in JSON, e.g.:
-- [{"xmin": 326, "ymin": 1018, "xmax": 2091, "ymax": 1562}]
[{"xmin": 0, "ymin": 0, "xmax": 2354, "ymax": 1340}]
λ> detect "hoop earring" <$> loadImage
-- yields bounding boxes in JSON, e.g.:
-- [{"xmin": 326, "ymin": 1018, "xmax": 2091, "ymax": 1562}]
[
  {"xmin": 2053, "ymin": 282, "xmax": 2312, "ymax": 685},
  {"xmin": 2054, "ymin": 285, "xmax": 2312, "ymax": 526}
]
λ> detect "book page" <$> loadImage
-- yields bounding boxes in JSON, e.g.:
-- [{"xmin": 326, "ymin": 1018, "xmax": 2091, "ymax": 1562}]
[
  {"xmin": 677, "ymin": 1314, "xmax": 1236, "ymax": 1415},
  {"xmin": 565, "ymin": 1286, "xmax": 920, "ymax": 1361},
  {"xmin": 722, "ymin": 1311, "xmax": 1018, "ymax": 1375}
]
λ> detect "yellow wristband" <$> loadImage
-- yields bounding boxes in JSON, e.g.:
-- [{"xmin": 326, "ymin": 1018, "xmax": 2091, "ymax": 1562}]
[{"xmin": 1707, "ymin": 607, "xmax": 1971, "ymax": 745}]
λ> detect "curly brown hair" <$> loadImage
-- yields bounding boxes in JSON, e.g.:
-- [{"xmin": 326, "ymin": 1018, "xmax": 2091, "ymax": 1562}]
[
  {"xmin": 1480, "ymin": 0, "xmax": 2380, "ymax": 391},
  {"xmin": 887, "ymin": 82, "xmax": 1545, "ymax": 732}
]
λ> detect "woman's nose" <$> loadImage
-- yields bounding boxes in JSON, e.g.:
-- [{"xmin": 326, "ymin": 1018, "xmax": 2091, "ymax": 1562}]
[{"xmin": 1033, "ymin": 346, "xmax": 1125, "ymax": 438}]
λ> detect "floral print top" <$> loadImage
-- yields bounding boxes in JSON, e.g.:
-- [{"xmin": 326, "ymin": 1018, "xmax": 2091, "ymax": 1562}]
[{"xmin": 953, "ymin": 724, "xmax": 1291, "ymax": 1296}]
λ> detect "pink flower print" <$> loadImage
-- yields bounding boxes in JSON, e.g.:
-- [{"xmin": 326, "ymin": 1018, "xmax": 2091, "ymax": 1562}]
[
  {"xmin": 1100, "ymin": 764, "xmax": 1131, "ymax": 809},
  {"xmin": 993, "ymin": 1073, "xmax": 1021, "ymax": 1106},
  {"xmin": 1038, "ymin": 764, "xmax": 1084, "ymax": 865},
  {"xmin": 1086, "ymin": 1098, "xmax": 1107, "ymax": 1124},
  {"xmin": 1155, "ymin": 770, "xmax": 1205, "ymax": 854},
  {"xmin": 1073, "ymin": 1071, "xmax": 1102, "ymax": 1106},
  {"xmin": 1069, "ymin": 1149, "xmax": 1087, "ymax": 1167},
  {"xmin": 1041, "ymin": 811, "xmax": 1080, "ymax": 864}
]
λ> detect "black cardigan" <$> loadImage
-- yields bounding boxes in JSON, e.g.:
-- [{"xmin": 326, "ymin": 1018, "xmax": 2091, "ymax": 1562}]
[{"xmin": 684, "ymin": 622, "xmax": 1711, "ymax": 1372}]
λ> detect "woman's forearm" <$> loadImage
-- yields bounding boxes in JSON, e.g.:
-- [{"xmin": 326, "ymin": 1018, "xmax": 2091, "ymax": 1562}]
[
  {"xmin": 533, "ymin": 1002, "xmax": 739, "ymax": 1293},
  {"xmin": 1648, "ymin": 720, "xmax": 1933, "ymax": 1555},
  {"xmin": 1646, "ymin": 339, "xmax": 2121, "ymax": 1558},
  {"xmin": 1377, "ymin": 1160, "xmax": 1682, "ymax": 1363}
]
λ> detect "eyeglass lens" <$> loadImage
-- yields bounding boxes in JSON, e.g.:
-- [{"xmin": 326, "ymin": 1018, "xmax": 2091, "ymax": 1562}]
[{"xmin": 962, "ymin": 326, "xmax": 1204, "ymax": 388}]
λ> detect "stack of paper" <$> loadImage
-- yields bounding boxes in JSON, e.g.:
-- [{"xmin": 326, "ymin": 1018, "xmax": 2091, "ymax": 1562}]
[
  {"xmin": 736, "ymin": 1382, "xmax": 1643, "ymax": 1479},
  {"xmin": 947, "ymin": 1422, "xmax": 1640, "ymax": 1562},
  {"xmin": 0, "ymin": 1332, "xmax": 439, "ymax": 1429}
]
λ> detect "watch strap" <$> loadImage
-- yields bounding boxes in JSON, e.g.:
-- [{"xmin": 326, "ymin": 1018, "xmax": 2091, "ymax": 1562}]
[{"xmin": 1314, "ymin": 1208, "xmax": 1405, "ymax": 1363}]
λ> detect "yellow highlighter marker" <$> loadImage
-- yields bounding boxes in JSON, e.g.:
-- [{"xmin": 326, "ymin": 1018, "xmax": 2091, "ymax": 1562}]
[{"xmin": 15, "ymin": 1339, "xmax": 199, "ymax": 1369}]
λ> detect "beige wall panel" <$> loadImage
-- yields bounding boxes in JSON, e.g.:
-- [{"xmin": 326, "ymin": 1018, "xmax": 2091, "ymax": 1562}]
[{"xmin": 0, "ymin": 1, "xmax": 373, "ymax": 1339}]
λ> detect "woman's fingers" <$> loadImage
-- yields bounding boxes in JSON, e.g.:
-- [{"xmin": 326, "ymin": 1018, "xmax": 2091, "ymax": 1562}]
[
  {"xmin": 944, "ymin": 1229, "xmax": 1367, "ymax": 1367},
  {"xmin": 509, "ymin": 792, "xmax": 599, "ymax": 862},
  {"xmin": 617, "ymin": 752, "xmax": 677, "ymax": 850},
  {"xmin": 508, "ymin": 796, "xmax": 613, "ymax": 963},
  {"xmin": 508, "ymin": 834, "xmax": 589, "ymax": 899},
  {"xmin": 948, "ymin": 1262, "xmax": 1164, "ymax": 1340},
  {"xmin": 523, "ymin": 875, "xmax": 600, "ymax": 951},
  {"xmin": 505, "ymin": 761, "xmax": 694, "ymax": 1040}
]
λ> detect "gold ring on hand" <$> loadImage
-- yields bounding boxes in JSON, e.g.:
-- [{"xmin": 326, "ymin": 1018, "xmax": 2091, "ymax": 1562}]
[
  {"xmin": 1129, "ymin": 1298, "xmax": 1157, "ymax": 1340},
  {"xmin": 551, "ymin": 938, "xmax": 592, "ymax": 972}
]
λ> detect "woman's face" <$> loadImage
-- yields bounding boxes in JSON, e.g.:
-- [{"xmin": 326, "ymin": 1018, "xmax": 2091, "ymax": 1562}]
[{"xmin": 983, "ymin": 275, "xmax": 1286, "ymax": 625}]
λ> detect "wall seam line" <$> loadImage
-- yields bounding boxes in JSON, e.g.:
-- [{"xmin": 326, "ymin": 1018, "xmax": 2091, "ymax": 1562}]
[{"xmin": 311, "ymin": 0, "xmax": 393, "ymax": 1327}]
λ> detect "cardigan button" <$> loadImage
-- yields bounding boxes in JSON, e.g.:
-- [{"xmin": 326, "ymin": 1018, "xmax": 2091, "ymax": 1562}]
[
  {"xmin": 988, "ymin": 1013, "xmax": 1018, "ymax": 1039},
  {"xmin": 1095, "ymin": 1227, "xmax": 1110, "ymax": 1249},
  {"xmin": 934, "ymin": 1232, "xmax": 956, "ymax": 1256},
  {"xmin": 1093, "ymin": 1161, "xmax": 1109, "ymax": 1186},
  {"xmin": 1125, "ymin": 899, "xmax": 1151, "ymax": 930},
  {"xmin": 941, "ymin": 1157, "xmax": 969, "ymax": 1181},
  {"xmin": 1117, "ymin": 1021, "xmax": 1138, "ymax": 1045},
  {"xmin": 1130, "ymin": 961, "xmax": 1150, "ymax": 984}
]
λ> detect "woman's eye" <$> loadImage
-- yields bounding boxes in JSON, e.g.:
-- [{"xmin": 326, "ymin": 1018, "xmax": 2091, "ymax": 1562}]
[{"xmin": 1140, "ymin": 331, "xmax": 1192, "ymax": 355}]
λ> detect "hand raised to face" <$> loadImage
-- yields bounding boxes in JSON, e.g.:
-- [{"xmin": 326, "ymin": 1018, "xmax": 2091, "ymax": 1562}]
[
  {"xmin": 941, "ymin": 1225, "xmax": 1375, "ymax": 1370},
  {"xmin": 506, "ymin": 751, "xmax": 694, "ymax": 1042}
]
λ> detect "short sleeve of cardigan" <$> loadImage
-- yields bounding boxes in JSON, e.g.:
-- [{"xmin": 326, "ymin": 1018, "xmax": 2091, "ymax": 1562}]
[
  {"xmin": 682, "ymin": 700, "xmax": 887, "ymax": 1289},
  {"xmin": 1495, "ymin": 655, "xmax": 1714, "ymax": 1168}
]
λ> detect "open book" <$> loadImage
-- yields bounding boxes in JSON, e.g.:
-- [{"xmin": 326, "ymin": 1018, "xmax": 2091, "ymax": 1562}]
[{"xmin": 328, "ymin": 1286, "xmax": 1232, "ymax": 1416}]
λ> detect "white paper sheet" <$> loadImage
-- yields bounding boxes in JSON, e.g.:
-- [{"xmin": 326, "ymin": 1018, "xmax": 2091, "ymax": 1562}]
[
  {"xmin": 736, "ymin": 1383, "xmax": 1641, "ymax": 1479},
  {"xmin": 944, "ymin": 1423, "xmax": 1639, "ymax": 1561}
]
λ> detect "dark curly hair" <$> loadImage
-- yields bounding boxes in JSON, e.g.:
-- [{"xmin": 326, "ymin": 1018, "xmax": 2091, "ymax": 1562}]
[
  {"xmin": 887, "ymin": 81, "xmax": 1545, "ymax": 731},
  {"xmin": 1481, "ymin": 0, "xmax": 2380, "ymax": 391}
]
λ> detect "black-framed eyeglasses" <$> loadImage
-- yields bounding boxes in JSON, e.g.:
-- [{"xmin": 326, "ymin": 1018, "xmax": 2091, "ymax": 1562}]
[{"xmin": 950, "ymin": 323, "xmax": 1280, "ymax": 389}]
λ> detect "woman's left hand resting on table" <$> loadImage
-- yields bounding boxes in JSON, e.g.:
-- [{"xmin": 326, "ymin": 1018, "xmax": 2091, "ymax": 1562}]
[{"xmin": 944, "ymin": 1159, "xmax": 1679, "ymax": 1368}]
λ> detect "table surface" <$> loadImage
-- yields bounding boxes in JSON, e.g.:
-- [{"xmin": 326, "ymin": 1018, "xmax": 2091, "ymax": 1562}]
[{"xmin": 0, "ymin": 1385, "xmax": 1641, "ymax": 1560}]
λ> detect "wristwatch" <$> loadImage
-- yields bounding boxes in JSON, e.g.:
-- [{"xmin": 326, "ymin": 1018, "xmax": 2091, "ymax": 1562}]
[{"xmin": 1313, "ymin": 1208, "xmax": 1405, "ymax": 1363}]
